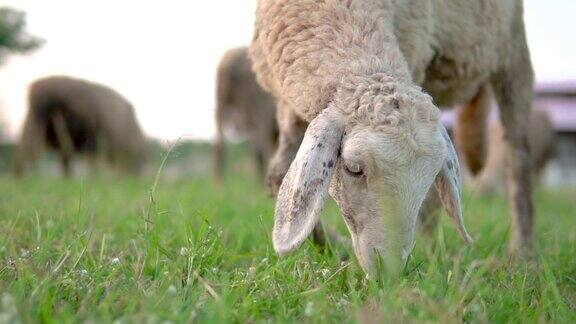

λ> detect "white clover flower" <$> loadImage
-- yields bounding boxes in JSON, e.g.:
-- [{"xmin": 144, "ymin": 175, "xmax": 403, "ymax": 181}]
[
  {"xmin": 304, "ymin": 302, "xmax": 315, "ymax": 317},
  {"xmin": 111, "ymin": 257, "xmax": 121, "ymax": 265},
  {"xmin": 180, "ymin": 247, "xmax": 189, "ymax": 256},
  {"xmin": 167, "ymin": 285, "xmax": 177, "ymax": 296},
  {"xmin": 0, "ymin": 293, "xmax": 19, "ymax": 323},
  {"xmin": 337, "ymin": 297, "xmax": 350, "ymax": 308}
]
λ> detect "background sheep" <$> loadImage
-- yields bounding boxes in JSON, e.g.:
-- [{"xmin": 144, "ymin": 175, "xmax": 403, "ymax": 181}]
[
  {"xmin": 214, "ymin": 47, "xmax": 278, "ymax": 183},
  {"xmin": 474, "ymin": 109, "xmax": 556, "ymax": 195},
  {"xmin": 14, "ymin": 76, "xmax": 147, "ymax": 176},
  {"xmin": 251, "ymin": 0, "xmax": 534, "ymax": 274},
  {"xmin": 420, "ymin": 108, "xmax": 556, "ymax": 236}
]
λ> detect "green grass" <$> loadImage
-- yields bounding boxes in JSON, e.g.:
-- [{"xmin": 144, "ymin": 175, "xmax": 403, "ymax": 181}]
[{"xmin": 0, "ymin": 145, "xmax": 575, "ymax": 322}]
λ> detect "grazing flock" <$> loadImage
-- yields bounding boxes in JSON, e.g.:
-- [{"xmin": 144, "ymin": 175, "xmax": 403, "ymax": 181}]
[{"xmin": 10, "ymin": 0, "xmax": 556, "ymax": 277}]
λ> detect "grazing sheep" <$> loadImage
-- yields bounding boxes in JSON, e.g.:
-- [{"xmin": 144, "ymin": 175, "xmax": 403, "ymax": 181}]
[
  {"xmin": 14, "ymin": 76, "xmax": 147, "ymax": 176},
  {"xmin": 214, "ymin": 47, "xmax": 278, "ymax": 183},
  {"xmin": 251, "ymin": 0, "xmax": 534, "ymax": 274},
  {"xmin": 474, "ymin": 109, "xmax": 556, "ymax": 195}
]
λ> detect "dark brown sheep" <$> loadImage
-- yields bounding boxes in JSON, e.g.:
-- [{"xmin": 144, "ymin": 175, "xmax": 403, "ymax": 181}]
[
  {"xmin": 14, "ymin": 76, "xmax": 147, "ymax": 176},
  {"xmin": 214, "ymin": 47, "xmax": 278, "ymax": 183}
]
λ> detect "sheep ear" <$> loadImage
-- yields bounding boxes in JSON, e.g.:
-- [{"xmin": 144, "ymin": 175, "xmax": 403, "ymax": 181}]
[
  {"xmin": 273, "ymin": 108, "xmax": 344, "ymax": 255},
  {"xmin": 434, "ymin": 126, "xmax": 473, "ymax": 244}
]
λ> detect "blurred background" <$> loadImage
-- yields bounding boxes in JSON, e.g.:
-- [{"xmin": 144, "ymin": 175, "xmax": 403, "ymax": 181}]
[{"xmin": 0, "ymin": 0, "xmax": 575, "ymax": 188}]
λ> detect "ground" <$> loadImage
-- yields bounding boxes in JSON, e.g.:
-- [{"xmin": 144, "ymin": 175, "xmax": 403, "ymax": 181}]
[{"xmin": 0, "ymin": 143, "xmax": 575, "ymax": 322}]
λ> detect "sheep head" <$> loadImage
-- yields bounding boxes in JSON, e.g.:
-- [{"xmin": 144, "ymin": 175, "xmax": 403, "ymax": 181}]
[{"xmin": 273, "ymin": 74, "xmax": 472, "ymax": 276}]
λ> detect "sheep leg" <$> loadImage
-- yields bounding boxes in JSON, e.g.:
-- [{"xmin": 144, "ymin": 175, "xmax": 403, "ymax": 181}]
[
  {"xmin": 60, "ymin": 153, "xmax": 72, "ymax": 177},
  {"xmin": 418, "ymin": 186, "xmax": 442, "ymax": 236},
  {"xmin": 474, "ymin": 125, "xmax": 508, "ymax": 197},
  {"xmin": 254, "ymin": 148, "xmax": 267, "ymax": 181},
  {"xmin": 454, "ymin": 84, "xmax": 491, "ymax": 176},
  {"xmin": 14, "ymin": 115, "xmax": 45, "ymax": 177},
  {"xmin": 266, "ymin": 102, "xmax": 306, "ymax": 196},
  {"xmin": 491, "ymin": 39, "xmax": 535, "ymax": 257},
  {"xmin": 260, "ymin": 126, "xmax": 279, "ymax": 184},
  {"xmin": 213, "ymin": 138, "xmax": 225, "ymax": 184},
  {"xmin": 213, "ymin": 109, "xmax": 226, "ymax": 184},
  {"xmin": 13, "ymin": 136, "xmax": 32, "ymax": 178},
  {"xmin": 52, "ymin": 112, "xmax": 75, "ymax": 177},
  {"xmin": 87, "ymin": 155, "xmax": 100, "ymax": 175},
  {"xmin": 13, "ymin": 155, "xmax": 25, "ymax": 177},
  {"xmin": 14, "ymin": 143, "xmax": 38, "ymax": 177},
  {"xmin": 312, "ymin": 222, "xmax": 350, "ymax": 258}
]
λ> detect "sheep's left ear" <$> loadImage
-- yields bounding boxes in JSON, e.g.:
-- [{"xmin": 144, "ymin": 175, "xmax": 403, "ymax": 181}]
[
  {"xmin": 273, "ymin": 108, "xmax": 345, "ymax": 255},
  {"xmin": 435, "ymin": 125, "xmax": 473, "ymax": 244}
]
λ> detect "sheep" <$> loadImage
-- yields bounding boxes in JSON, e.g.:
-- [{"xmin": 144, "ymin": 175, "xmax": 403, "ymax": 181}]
[
  {"xmin": 14, "ymin": 76, "xmax": 147, "ymax": 176},
  {"xmin": 452, "ymin": 87, "xmax": 556, "ymax": 193},
  {"xmin": 214, "ymin": 47, "xmax": 279, "ymax": 183},
  {"xmin": 419, "ymin": 108, "xmax": 555, "ymax": 237},
  {"xmin": 251, "ymin": 0, "xmax": 534, "ymax": 274},
  {"xmin": 474, "ymin": 109, "xmax": 556, "ymax": 196}
]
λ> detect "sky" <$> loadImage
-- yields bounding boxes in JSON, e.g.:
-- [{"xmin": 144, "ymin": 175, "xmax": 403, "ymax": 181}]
[{"xmin": 0, "ymin": 0, "xmax": 575, "ymax": 141}]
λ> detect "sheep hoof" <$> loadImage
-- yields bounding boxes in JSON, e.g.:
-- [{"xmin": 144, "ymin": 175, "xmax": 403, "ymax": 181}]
[{"xmin": 508, "ymin": 241, "xmax": 536, "ymax": 261}]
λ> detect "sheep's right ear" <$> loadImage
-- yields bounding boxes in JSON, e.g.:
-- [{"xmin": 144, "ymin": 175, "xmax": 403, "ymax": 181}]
[
  {"xmin": 435, "ymin": 125, "xmax": 473, "ymax": 244},
  {"xmin": 273, "ymin": 108, "xmax": 345, "ymax": 255}
]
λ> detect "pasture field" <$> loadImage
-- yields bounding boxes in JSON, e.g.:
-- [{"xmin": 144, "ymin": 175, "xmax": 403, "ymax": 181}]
[{"xmin": 0, "ymin": 143, "xmax": 575, "ymax": 322}]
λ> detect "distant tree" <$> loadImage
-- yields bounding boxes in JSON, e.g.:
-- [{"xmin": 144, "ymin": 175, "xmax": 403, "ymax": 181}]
[{"xmin": 0, "ymin": 7, "xmax": 43, "ymax": 65}]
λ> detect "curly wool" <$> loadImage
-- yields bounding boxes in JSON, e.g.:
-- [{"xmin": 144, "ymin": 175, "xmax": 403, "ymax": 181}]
[
  {"xmin": 252, "ymin": 0, "xmax": 411, "ymax": 122},
  {"xmin": 333, "ymin": 73, "xmax": 440, "ymax": 132}
]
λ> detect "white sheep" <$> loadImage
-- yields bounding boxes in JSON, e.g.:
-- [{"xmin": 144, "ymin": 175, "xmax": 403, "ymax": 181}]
[
  {"xmin": 420, "ymin": 108, "xmax": 554, "ymax": 238},
  {"xmin": 251, "ymin": 0, "xmax": 534, "ymax": 274},
  {"xmin": 213, "ymin": 47, "xmax": 278, "ymax": 183},
  {"xmin": 473, "ymin": 109, "xmax": 556, "ymax": 196}
]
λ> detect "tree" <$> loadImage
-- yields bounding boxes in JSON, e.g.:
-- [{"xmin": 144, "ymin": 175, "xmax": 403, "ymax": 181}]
[{"xmin": 0, "ymin": 7, "xmax": 43, "ymax": 65}]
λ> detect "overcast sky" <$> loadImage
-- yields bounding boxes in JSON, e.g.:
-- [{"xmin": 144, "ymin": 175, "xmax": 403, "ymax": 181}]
[{"xmin": 0, "ymin": 0, "xmax": 574, "ymax": 141}]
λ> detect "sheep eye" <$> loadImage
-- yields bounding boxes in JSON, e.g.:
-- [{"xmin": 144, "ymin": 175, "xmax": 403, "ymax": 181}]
[{"xmin": 344, "ymin": 161, "xmax": 363, "ymax": 177}]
